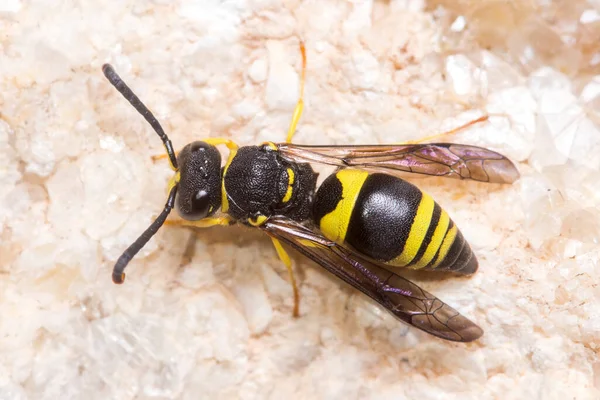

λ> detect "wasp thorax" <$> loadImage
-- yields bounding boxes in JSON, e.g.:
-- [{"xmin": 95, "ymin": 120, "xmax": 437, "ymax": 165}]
[{"xmin": 175, "ymin": 141, "xmax": 222, "ymax": 220}]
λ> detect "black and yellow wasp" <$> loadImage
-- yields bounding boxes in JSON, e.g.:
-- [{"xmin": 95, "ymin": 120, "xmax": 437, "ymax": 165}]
[{"xmin": 102, "ymin": 43, "xmax": 519, "ymax": 343}]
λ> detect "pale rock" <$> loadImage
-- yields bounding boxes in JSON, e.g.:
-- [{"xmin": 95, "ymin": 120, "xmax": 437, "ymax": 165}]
[
  {"xmin": 530, "ymin": 336, "xmax": 568, "ymax": 370},
  {"xmin": 0, "ymin": 0, "xmax": 21, "ymax": 14},
  {"xmin": 450, "ymin": 15, "xmax": 466, "ymax": 32},
  {"xmin": 344, "ymin": 48, "xmax": 381, "ymax": 91},
  {"xmin": 79, "ymin": 150, "xmax": 147, "ymax": 240},
  {"xmin": 445, "ymin": 54, "xmax": 479, "ymax": 96},
  {"xmin": 19, "ymin": 131, "xmax": 56, "ymax": 177},
  {"xmin": 342, "ymin": 0, "xmax": 373, "ymax": 34},
  {"xmin": 460, "ymin": 220, "xmax": 502, "ymax": 251},
  {"xmin": 176, "ymin": 258, "xmax": 216, "ymax": 290},
  {"xmin": 177, "ymin": 1, "xmax": 243, "ymax": 44},
  {"xmin": 529, "ymin": 113, "xmax": 570, "ymax": 169},
  {"xmin": 481, "ymin": 51, "xmax": 524, "ymax": 90},
  {"xmin": 98, "ymin": 135, "xmax": 126, "ymax": 153},
  {"xmin": 0, "ymin": 121, "xmax": 21, "ymax": 226},
  {"xmin": 540, "ymin": 369, "xmax": 598, "ymax": 400},
  {"xmin": 527, "ymin": 68, "xmax": 596, "ymax": 168},
  {"xmin": 580, "ymin": 75, "xmax": 600, "ymax": 103},
  {"xmin": 302, "ymin": 348, "xmax": 363, "ymax": 399},
  {"xmin": 580, "ymin": 8, "xmax": 600, "ymax": 24},
  {"xmin": 400, "ymin": 0, "xmax": 425, "ymax": 13},
  {"xmin": 231, "ymin": 277, "xmax": 273, "ymax": 335},
  {"xmin": 247, "ymin": 58, "xmax": 268, "ymax": 83},
  {"xmin": 264, "ymin": 40, "xmax": 299, "ymax": 111},
  {"xmin": 46, "ymin": 160, "xmax": 84, "ymax": 237},
  {"xmin": 3, "ymin": 1, "xmax": 600, "ymax": 399},
  {"xmin": 99, "ymin": 208, "xmax": 160, "ymax": 263},
  {"xmin": 231, "ymin": 99, "xmax": 262, "ymax": 120},
  {"xmin": 259, "ymin": 259, "xmax": 295, "ymax": 299}
]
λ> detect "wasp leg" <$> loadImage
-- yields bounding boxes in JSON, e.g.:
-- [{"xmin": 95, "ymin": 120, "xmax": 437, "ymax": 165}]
[
  {"xmin": 151, "ymin": 152, "xmax": 179, "ymax": 162},
  {"xmin": 270, "ymin": 237, "xmax": 300, "ymax": 317},
  {"xmin": 404, "ymin": 115, "xmax": 489, "ymax": 144},
  {"xmin": 285, "ymin": 40, "xmax": 307, "ymax": 144},
  {"xmin": 202, "ymin": 138, "xmax": 239, "ymax": 173},
  {"xmin": 164, "ymin": 216, "xmax": 234, "ymax": 228},
  {"xmin": 203, "ymin": 138, "xmax": 239, "ymax": 151},
  {"xmin": 152, "ymin": 138, "xmax": 239, "ymax": 162}
]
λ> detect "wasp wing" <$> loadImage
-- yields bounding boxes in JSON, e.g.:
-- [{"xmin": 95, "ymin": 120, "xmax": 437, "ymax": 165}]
[
  {"xmin": 277, "ymin": 142, "xmax": 519, "ymax": 184},
  {"xmin": 261, "ymin": 217, "xmax": 483, "ymax": 342}
]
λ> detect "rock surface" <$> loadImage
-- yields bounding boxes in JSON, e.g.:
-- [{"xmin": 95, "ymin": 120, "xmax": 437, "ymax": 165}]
[{"xmin": 1, "ymin": 1, "xmax": 599, "ymax": 399}]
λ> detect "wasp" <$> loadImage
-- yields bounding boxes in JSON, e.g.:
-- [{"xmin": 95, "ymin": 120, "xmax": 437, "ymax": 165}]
[{"xmin": 101, "ymin": 43, "xmax": 519, "ymax": 342}]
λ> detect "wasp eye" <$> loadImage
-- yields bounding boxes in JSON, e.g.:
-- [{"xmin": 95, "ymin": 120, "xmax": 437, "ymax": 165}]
[{"xmin": 188, "ymin": 190, "xmax": 210, "ymax": 220}]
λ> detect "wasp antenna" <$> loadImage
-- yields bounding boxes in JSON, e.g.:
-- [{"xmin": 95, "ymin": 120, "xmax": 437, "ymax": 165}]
[
  {"xmin": 102, "ymin": 64, "xmax": 178, "ymax": 170},
  {"xmin": 112, "ymin": 186, "xmax": 178, "ymax": 284}
]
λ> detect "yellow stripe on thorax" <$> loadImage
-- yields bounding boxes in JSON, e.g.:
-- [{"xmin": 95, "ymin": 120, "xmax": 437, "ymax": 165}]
[
  {"xmin": 431, "ymin": 224, "xmax": 458, "ymax": 268},
  {"xmin": 248, "ymin": 215, "xmax": 268, "ymax": 226},
  {"xmin": 409, "ymin": 209, "xmax": 450, "ymax": 269},
  {"xmin": 320, "ymin": 169, "xmax": 369, "ymax": 244},
  {"xmin": 389, "ymin": 192, "xmax": 435, "ymax": 266},
  {"xmin": 282, "ymin": 168, "xmax": 295, "ymax": 203}
]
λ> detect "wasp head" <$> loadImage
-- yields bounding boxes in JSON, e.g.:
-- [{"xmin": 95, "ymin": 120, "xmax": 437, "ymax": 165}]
[{"xmin": 175, "ymin": 141, "xmax": 222, "ymax": 220}]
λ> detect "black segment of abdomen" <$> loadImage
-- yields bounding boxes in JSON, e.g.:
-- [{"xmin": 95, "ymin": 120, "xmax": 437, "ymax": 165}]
[
  {"xmin": 312, "ymin": 173, "xmax": 344, "ymax": 226},
  {"xmin": 346, "ymin": 173, "xmax": 422, "ymax": 262},
  {"xmin": 435, "ymin": 228, "xmax": 478, "ymax": 274}
]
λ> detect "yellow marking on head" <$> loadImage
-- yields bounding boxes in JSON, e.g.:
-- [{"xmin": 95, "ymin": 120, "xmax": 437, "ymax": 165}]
[
  {"xmin": 390, "ymin": 192, "xmax": 435, "ymax": 266},
  {"xmin": 248, "ymin": 215, "xmax": 268, "ymax": 226},
  {"xmin": 167, "ymin": 171, "xmax": 181, "ymax": 193},
  {"xmin": 282, "ymin": 168, "xmax": 295, "ymax": 203},
  {"xmin": 410, "ymin": 209, "xmax": 450, "ymax": 270},
  {"xmin": 431, "ymin": 224, "xmax": 458, "ymax": 269},
  {"xmin": 320, "ymin": 169, "xmax": 369, "ymax": 244}
]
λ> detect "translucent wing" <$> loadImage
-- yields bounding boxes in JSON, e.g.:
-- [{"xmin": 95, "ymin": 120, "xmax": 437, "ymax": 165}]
[
  {"xmin": 277, "ymin": 142, "xmax": 519, "ymax": 184},
  {"xmin": 261, "ymin": 217, "xmax": 483, "ymax": 342}
]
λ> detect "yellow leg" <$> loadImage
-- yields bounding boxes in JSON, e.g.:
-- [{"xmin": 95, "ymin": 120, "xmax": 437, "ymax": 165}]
[
  {"xmin": 405, "ymin": 115, "xmax": 489, "ymax": 144},
  {"xmin": 164, "ymin": 216, "xmax": 234, "ymax": 228},
  {"xmin": 203, "ymin": 138, "xmax": 239, "ymax": 152},
  {"xmin": 153, "ymin": 138, "xmax": 239, "ymax": 162},
  {"xmin": 285, "ymin": 41, "xmax": 307, "ymax": 144},
  {"xmin": 151, "ymin": 153, "xmax": 178, "ymax": 162},
  {"xmin": 270, "ymin": 237, "xmax": 300, "ymax": 317}
]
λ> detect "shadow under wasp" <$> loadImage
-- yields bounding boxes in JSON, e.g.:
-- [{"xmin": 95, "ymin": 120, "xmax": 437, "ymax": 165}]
[{"xmin": 101, "ymin": 42, "xmax": 519, "ymax": 342}]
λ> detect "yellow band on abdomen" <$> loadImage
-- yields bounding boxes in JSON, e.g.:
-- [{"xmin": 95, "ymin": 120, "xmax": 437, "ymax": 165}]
[
  {"xmin": 320, "ymin": 169, "xmax": 369, "ymax": 244},
  {"xmin": 410, "ymin": 209, "xmax": 450, "ymax": 269},
  {"xmin": 431, "ymin": 224, "xmax": 458, "ymax": 269},
  {"xmin": 389, "ymin": 192, "xmax": 435, "ymax": 266}
]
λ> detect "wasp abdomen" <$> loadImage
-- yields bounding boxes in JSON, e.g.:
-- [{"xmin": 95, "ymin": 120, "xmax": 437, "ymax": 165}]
[{"xmin": 312, "ymin": 170, "xmax": 477, "ymax": 274}]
